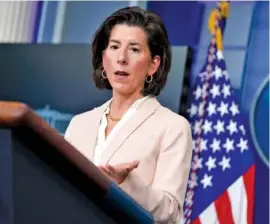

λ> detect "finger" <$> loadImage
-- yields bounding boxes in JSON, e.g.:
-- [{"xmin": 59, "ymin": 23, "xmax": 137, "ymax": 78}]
[
  {"xmin": 106, "ymin": 165, "xmax": 115, "ymax": 173},
  {"xmin": 107, "ymin": 165, "xmax": 127, "ymax": 178},
  {"xmin": 126, "ymin": 160, "xmax": 140, "ymax": 171},
  {"xmin": 99, "ymin": 166, "xmax": 109, "ymax": 174},
  {"xmin": 106, "ymin": 165, "xmax": 120, "ymax": 177},
  {"xmin": 118, "ymin": 160, "xmax": 140, "ymax": 170},
  {"xmin": 99, "ymin": 166, "xmax": 121, "ymax": 183},
  {"xmin": 98, "ymin": 166, "xmax": 111, "ymax": 179},
  {"xmin": 97, "ymin": 165, "xmax": 103, "ymax": 171},
  {"xmin": 127, "ymin": 166, "xmax": 137, "ymax": 172},
  {"xmin": 131, "ymin": 160, "xmax": 140, "ymax": 168},
  {"xmin": 121, "ymin": 160, "xmax": 140, "ymax": 167}
]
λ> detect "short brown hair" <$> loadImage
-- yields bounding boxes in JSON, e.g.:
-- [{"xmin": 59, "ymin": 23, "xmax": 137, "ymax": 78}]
[{"xmin": 92, "ymin": 6, "xmax": 172, "ymax": 96}]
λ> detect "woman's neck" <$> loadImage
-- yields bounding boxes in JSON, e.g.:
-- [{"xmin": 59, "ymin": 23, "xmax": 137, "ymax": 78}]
[{"xmin": 110, "ymin": 92, "xmax": 143, "ymax": 118}]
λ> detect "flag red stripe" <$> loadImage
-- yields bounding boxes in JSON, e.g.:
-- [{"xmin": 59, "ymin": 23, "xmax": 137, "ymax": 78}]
[
  {"xmin": 191, "ymin": 217, "xmax": 201, "ymax": 224},
  {"xmin": 243, "ymin": 165, "xmax": 255, "ymax": 224},
  {"xmin": 214, "ymin": 190, "xmax": 234, "ymax": 224}
]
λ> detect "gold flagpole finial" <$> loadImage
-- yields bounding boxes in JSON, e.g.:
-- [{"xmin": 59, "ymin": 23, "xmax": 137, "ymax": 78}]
[{"xmin": 208, "ymin": 1, "xmax": 230, "ymax": 51}]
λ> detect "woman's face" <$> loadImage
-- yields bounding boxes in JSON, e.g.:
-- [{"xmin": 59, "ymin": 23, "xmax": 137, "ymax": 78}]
[{"xmin": 102, "ymin": 24, "xmax": 160, "ymax": 96}]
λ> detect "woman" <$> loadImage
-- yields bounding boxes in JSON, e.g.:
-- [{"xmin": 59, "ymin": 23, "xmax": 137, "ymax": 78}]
[{"xmin": 65, "ymin": 6, "xmax": 192, "ymax": 224}]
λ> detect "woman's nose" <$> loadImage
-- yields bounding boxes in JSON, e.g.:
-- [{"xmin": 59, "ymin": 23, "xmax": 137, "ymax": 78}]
[{"xmin": 117, "ymin": 50, "xmax": 128, "ymax": 65}]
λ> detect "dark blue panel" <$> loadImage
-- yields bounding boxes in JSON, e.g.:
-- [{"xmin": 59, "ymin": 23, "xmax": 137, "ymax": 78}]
[
  {"xmin": 106, "ymin": 183, "xmax": 154, "ymax": 224},
  {"xmin": 0, "ymin": 130, "xmax": 13, "ymax": 224},
  {"xmin": 147, "ymin": 1, "xmax": 205, "ymax": 46},
  {"xmin": 239, "ymin": 2, "xmax": 269, "ymax": 224},
  {"xmin": 253, "ymin": 82, "xmax": 269, "ymax": 163}
]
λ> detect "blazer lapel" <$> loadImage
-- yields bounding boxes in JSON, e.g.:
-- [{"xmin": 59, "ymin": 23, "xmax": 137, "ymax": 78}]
[
  {"xmin": 100, "ymin": 97, "xmax": 160, "ymax": 165},
  {"xmin": 83, "ymin": 100, "xmax": 111, "ymax": 161}
]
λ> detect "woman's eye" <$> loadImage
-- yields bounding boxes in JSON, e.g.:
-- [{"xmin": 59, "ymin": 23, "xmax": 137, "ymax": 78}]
[
  {"xmin": 110, "ymin": 45, "xmax": 118, "ymax": 50},
  {"xmin": 131, "ymin": 48, "xmax": 140, "ymax": 53}
]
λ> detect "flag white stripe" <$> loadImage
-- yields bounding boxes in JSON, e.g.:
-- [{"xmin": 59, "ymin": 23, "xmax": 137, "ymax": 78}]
[
  {"xmin": 199, "ymin": 202, "xmax": 219, "ymax": 224},
  {"xmin": 228, "ymin": 176, "xmax": 248, "ymax": 224}
]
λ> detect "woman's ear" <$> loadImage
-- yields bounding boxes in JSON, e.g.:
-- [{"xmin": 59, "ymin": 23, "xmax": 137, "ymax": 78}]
[{"xmin": 148, "ymin": 55, "xmax": 161, "ymax": 76}]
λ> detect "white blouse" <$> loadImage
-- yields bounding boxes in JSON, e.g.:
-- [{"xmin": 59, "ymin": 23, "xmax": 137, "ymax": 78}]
[{"xmin": 93, "ymin": 96, "xmax": 149, "ymax": 166}]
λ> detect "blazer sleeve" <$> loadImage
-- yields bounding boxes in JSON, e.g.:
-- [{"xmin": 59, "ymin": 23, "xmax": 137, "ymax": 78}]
[
  {"xmin": 119, "ymin": 117, "xmax": 193, "ymax": 224},
  {"xmin": 64, "ymin": 114, "xmax": 80, "ymax": 145},
  {"xmin": 64, "ymin": 115, "xmax": 76, "ymax": 142}
]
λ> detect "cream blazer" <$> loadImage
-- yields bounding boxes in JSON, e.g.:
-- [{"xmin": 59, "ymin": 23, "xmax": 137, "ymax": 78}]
[{"xmin": 64, "ymin": 97, "xmax": 193, "ymax": 224}]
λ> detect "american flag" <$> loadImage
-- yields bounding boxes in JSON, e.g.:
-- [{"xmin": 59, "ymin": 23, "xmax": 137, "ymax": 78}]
[{"xmin": 182, "ymin": 2, "xmax": 255, "ymax": 224}]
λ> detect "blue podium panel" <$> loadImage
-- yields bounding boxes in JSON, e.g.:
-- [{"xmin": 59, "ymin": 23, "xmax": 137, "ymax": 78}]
[
  {"xmin": 106, "ymin": 183, "xmax": 154, "ymax": 224},
  {"xmin": 0, "ymin": 130, "xmax": 13, "ymax": 224}
]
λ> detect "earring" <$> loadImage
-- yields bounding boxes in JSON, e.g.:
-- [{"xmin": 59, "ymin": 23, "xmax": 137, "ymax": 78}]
[
  {"xmin": 101, "ymin": 70, "xmax": 107, "ymax": 79},
  {"xmin": 145, "ymin": 75, "xmax": 153, "ymax": 83}
]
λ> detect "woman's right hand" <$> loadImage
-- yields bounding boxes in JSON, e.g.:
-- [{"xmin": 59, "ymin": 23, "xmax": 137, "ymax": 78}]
[{"xmin": 98, "ymin": 160, "xmax": 140, "ymax": 184}]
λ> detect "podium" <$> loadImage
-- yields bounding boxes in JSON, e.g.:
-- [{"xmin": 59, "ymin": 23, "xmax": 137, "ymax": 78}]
[{"xmin": 0, "ymin": 102, "xmax": 154, "ymax": 224}]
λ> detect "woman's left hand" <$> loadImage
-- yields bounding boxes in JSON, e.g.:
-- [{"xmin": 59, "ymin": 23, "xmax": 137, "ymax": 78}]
[{"xmin": 98, "ymin": 160, "xmax": 140, "ymax": 184}]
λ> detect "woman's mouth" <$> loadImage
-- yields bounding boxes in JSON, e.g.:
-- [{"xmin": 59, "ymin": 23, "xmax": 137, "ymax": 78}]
[
  {"xmin": 114, "ymin": 71, "xmax": 130, "ymax": 80},
  {"xmin": 114, "ymin": 71, "xmax": 130, "ymax": 76}
]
